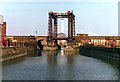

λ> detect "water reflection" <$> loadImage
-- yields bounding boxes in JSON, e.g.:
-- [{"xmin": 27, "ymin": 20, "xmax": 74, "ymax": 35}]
[
  {"xmin": 46, "ymin": 52, "xmax": 57, "ymax": 64},
  {"xmin": 37, "ymin": 50, "xmax": 42, "ymax": 56},
  {"xmin": 27, "ymin": 50, "xmax": 43, "ymax": 57},
  {"xmin": 2, "ymin": 49, "xmax": 120, "ymax": 80},
  {"xmin": 61, "ymin": 50, "xmax": 64, "ymax": 56},
  {"xmin": 2, "ymin": 56, "xmax": 26, "ymax": 66}
]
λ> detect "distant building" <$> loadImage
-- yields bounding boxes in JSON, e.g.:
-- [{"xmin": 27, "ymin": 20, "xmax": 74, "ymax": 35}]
[
  {"xmin": 0, "ymin": 15, "xmax": 3, "ymax": 47},
  {"xmin": 75, "ymin": 34, "xmax": 120, "ymax": 47},
  {"xmin": 57, "ymin": 33, "xmax": 67, "ymax": 38},
  {"xmin": 0, "ymin": 22, "xmax": 6, "ymax": 47},
  {"xmin": 2, "ymin": 22, "xmax": 6, "ymax": 38},
  {"xmin": 6, "ymin": 36, "xmax": 36, "ymax": 47},
  {"xmin": 76, "ymin": 34, "xmax": 88, "ymax": 37}
]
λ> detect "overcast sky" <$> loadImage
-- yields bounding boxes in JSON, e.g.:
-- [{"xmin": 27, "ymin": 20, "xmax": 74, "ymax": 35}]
[{"xmin": 0, "ymin": 1, "xmax": 119, "ymax": 36}]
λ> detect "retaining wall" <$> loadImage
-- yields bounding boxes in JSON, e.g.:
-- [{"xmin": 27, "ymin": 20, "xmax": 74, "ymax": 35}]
[
  {"xmin": 80, "ymin": 46, "xmax": 120, "ymax": 61},
  {"xmin": 1, "ymin": 46, "xmax": 35, "ymax": 62}
]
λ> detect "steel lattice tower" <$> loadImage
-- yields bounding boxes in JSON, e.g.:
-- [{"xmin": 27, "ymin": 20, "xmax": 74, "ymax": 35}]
[{"xmin": 47, "ymin": 11, "xmax": 75, "ymax": 42}]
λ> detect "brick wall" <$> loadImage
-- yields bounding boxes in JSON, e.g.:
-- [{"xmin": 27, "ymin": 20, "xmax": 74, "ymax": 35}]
[{"xmin": 2, "ymin": 22, "xmax": 6, "ymax": 38}]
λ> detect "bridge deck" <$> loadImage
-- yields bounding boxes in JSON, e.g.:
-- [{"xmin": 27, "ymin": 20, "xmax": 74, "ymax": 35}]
[{"xmin": 52, "ymin": 38, "xmax": 68, "ymax": 40}]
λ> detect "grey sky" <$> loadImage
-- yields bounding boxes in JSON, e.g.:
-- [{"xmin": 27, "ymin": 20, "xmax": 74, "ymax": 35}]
[{"xmin": 0, "ymin": 1, "xmax": 118, "ymax": 36}]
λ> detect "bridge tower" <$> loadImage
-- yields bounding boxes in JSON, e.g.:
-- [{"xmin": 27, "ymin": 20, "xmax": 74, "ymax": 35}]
[{"xmin": 47, "ymin": 11, "xmax": 75, "ymax": 44}]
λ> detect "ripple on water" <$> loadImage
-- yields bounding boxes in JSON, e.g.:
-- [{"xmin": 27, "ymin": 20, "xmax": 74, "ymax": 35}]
[{"xmin": 2, "ymin": 51, "xmax": 119, "ymax": 80}]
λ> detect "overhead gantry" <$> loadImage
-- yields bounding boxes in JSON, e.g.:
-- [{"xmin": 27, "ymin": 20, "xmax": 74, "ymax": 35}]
[{"xmin": 47, "ymin": 11, "xmax": 75, "ymax": 42}]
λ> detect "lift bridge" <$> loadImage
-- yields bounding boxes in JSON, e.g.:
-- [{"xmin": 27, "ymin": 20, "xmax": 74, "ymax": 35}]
[{"xmin": 47, "ymin": 11, "xmax": 75, "ymax": 43}]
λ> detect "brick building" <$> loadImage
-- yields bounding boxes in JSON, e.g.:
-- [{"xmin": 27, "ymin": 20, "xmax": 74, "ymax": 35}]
[
  {"xmin": 0, "ymin": 21, "xmax": 6, "ymax": 47},
  {"xmin": 6, "ymin": 35, "xmax": 36, "ymax": 47},
  {"xmin": 2, "ymin": 22, "xmax": 6, "ymax": 38},
  {"xmin": 75, "ymin": 34, "xmax": 120, "ymax": 47}
]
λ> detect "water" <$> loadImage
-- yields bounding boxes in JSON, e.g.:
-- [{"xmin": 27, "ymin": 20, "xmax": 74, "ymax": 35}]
[{"xmin": 2, "ymin": 50, "xmax": 119, "ymax": 80}]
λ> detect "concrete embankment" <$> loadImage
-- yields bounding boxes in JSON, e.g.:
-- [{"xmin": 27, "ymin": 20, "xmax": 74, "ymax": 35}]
[
  {"xmin": 80, "ymin": 46, "xmax": 120, "ymax": 61},
  {"xmin": 1, "ymin": 46, "xmax": 35, "ymax": 62}
]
